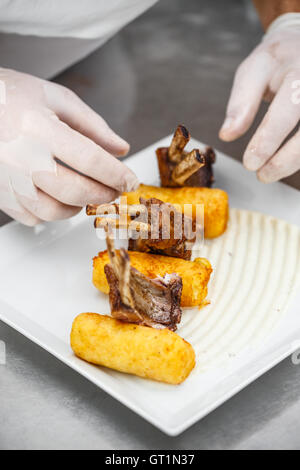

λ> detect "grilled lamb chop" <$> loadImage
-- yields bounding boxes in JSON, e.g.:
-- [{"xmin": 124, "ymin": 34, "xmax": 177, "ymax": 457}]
[
  {"xmin": 104, "ymin": 230, "xmax": 182, "ymax": 331},
  {"xmin": 156, "ymin": 124, "xmax": 215, "ymax": 188},
  {"xmin": 128, "ymin": 197, "xmax": 196, "ymax": 260},
  {"xmin": 87, "ymin": 197, "xmax": 198, "ymax": 260}
]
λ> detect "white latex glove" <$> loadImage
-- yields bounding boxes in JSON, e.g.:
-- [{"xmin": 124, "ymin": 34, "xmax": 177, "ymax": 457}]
[
  {"xmin": 0, "ymin": 68, "xmax": 138, "ymax": 226},
  {"xmin": 219, "ymin": 13, "xmax": 300, "ymax": 183}
]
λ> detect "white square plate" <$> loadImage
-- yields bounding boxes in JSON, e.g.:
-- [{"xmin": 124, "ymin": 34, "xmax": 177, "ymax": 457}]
[{"xmin": 0, "ymin": 135, "xmax": 299, "ymax": 436}]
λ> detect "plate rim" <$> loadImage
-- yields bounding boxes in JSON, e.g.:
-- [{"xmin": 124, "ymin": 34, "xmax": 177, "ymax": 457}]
[
  {"xmin": 0, "ymin": 136, "xmax": 299, "ymax": 436},
  {"xmin": 1, "ymin": 295, "xmax": 300, "ymax": 436}
]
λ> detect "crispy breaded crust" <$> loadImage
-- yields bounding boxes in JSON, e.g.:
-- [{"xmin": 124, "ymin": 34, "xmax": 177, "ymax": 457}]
[
  {"xmin": 71, "ymin": 313, "xmax": 195, "ymax": 384},
  {"xmin": 123, "ymin": 184, "xmax": 229, "ymax": 239},
  {"xmin": 93, "ymin": 250, "xmax": 212, "ymax": 307}
]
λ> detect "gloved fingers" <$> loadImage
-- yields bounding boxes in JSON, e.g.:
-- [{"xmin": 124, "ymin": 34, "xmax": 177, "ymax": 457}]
[
  {"xmin": 257, "ymin": 128, "xmax": 300, "ymax": 183},
  {"xmin": 0, "ymin": 205, "xmax": 42, "ymax": 226},
  {"xmin": 47, "ymin": 119, "xmax": 139, "ymax": 193},
  {"xmin": 219, "ymin": 49, "xmax": 275, "ymax": 141},
  {"xmin": 32, "ymin": 162, "xmax": 119, "ymax": 207},
  {"xmin": 44, "ymin": 82, "xmax": 129, "ymax": 157},
  {"xmin": 243, "ymin": 70, "xmax": 300, "ymax": 171},
  {"xmin": 15, "ymin": 187, "xmax": 81, "ymax": 221}
]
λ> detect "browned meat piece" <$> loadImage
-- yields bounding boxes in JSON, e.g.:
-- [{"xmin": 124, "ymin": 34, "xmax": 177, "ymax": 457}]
[
  {"xmin": 171, "ymin": 149, "xmax": 205, "ymax": 185},
  {"xmin": 156, "ymin": 125, "xmax": 216, "ymax": 188},
  {"xmin": 104, "ymin": 230, "xmax": 182, "ymax": 331},
  {"xmin": 87, "ymin": 197, "xmax": 198, "ymax": 260},
  {"xmin": 156, "ymin": 146, "xmax": 178, "ymax": 187},
  {"xmin": 128, "ymin": 197, "xmax": 196, "ymax": 260},
  {"xmin": 184, "ymin": 146, "xmax": 215, "ymax": 187}
]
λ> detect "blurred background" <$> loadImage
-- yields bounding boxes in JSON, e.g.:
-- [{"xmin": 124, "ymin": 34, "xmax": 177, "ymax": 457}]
[
  {"xmin": 0, "ymin": 0, "xmax": 299, "ymax": 226},
  {"xmin": 52, "ymin": 0, "xmax": 299, "ymax": 190}
]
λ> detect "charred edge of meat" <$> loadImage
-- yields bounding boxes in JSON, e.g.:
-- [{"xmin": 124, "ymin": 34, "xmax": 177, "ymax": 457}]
[
  {"xmin": 168, "ymin": 125, "xmax": 190, "ymax": 163},
  {"xmin": 179, "ymin": 125, "xmax": 190, "ymax": 140}
]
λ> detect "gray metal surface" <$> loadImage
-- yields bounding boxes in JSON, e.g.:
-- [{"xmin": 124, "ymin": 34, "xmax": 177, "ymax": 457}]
[{"xmin": 0, "ymin": 0, "xmax": 299, "ymax": 449}]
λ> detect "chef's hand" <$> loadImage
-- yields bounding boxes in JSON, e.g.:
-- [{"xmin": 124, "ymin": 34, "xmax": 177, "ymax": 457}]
[
  {"xmin": 0, "ymin": 68, "xmax": 138, "ymax": 226},
  {"xmin": 219, "ymin": 15, "xmax": 300, "ymax": 183}
]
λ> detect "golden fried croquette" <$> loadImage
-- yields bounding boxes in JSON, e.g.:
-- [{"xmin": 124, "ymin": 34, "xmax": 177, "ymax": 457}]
[
  {"xmin": 71, "ymin": 313, "xmax": 195, "ymax": 384},
  {"xmin": 123, "ymin": 184, "xmax": 229, "ymax": 238},
  {"xmin": 93, "ymin": 250, "xmax": 212, "ymax": 307}
]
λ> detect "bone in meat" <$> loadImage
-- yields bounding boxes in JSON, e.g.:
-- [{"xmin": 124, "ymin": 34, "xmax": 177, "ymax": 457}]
[
  {"xmin": 128, "ymin": 197, "xmax": 196, "ymax": 260},
  {"xmin": 168, "ymin": 125, "xmax": 190, "ymax": 163},
  {"xmin": 171, "ymin": 149, "xmax": 205, "ymax": 185},
  {"xmin": 104, "ymin": 230, "xmax": 182, "ymax": 330}
]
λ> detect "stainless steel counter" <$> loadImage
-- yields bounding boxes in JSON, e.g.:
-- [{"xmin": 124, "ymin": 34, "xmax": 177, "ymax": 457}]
[{"xmin": 0, "ymin": 0, "xmax": 299, "ymax": 449}]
